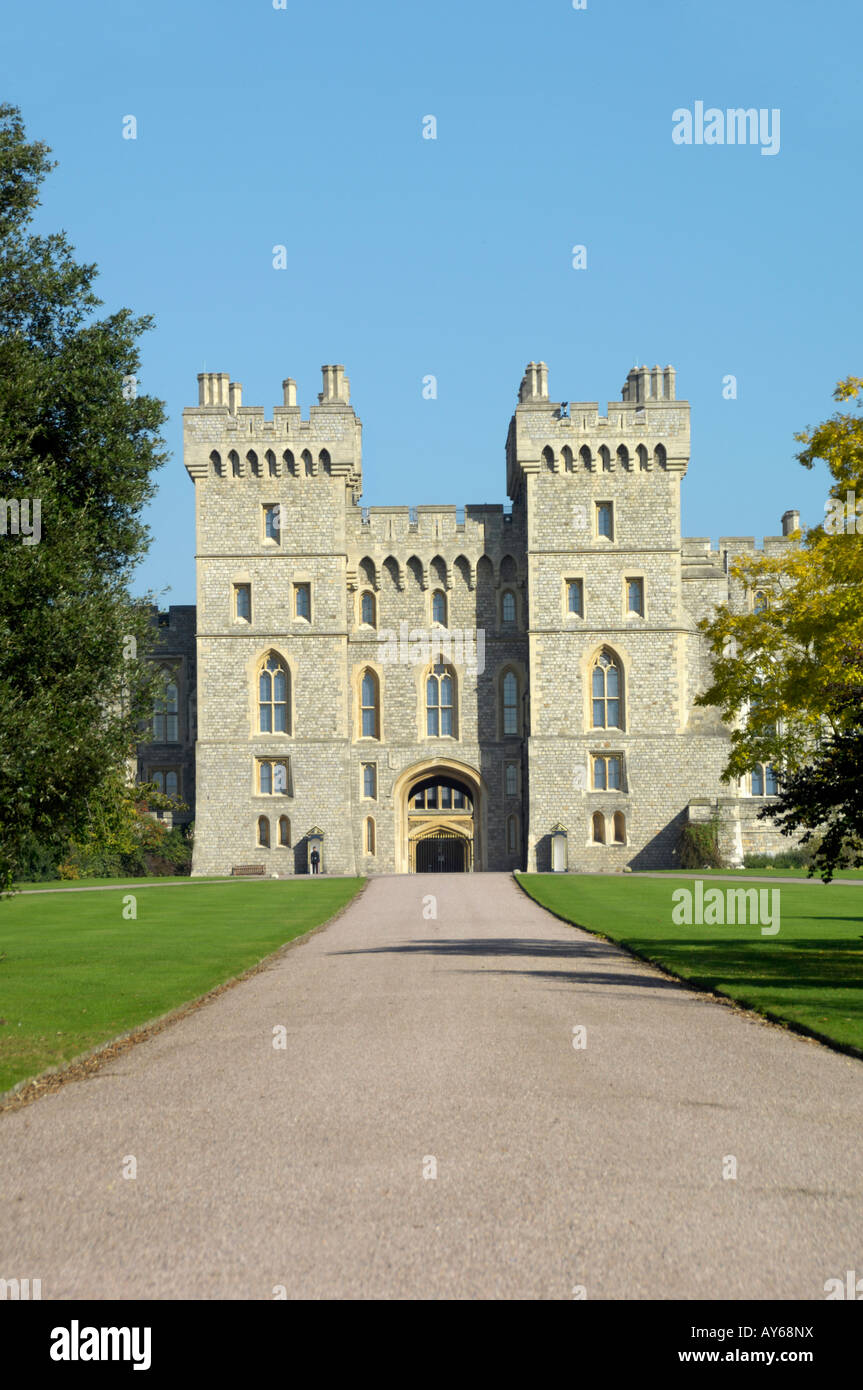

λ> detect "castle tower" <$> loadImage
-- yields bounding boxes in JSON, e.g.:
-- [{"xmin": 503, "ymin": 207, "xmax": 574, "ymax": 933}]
[
  {"xmin": 507, "ymin": 362, "xmax": 692, "ymax": 870},
  {"xmin": 183, "ymin": 366, "xmax": 362, "ymax": 875}
]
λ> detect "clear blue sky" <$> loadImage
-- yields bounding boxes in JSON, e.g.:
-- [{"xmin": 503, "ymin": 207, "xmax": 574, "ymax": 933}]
[{"xmin": 5, "ymin": 0, "xmax": 861, "ymax": 604}]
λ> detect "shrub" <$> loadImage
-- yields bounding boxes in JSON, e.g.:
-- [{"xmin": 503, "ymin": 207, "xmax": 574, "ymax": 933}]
[
  {"xmin": 677, "ymin": 816, "xmax": 725, "ymax": 870},
  {"xmin": 12, "ymin": 831, "xmax": 63, "ymax": 882}
]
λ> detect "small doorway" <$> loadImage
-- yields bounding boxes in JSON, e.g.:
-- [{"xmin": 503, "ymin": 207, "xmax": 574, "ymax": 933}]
[{"xmin": 416, "ymin": 831, "xmax": 467, "ymax": 873}]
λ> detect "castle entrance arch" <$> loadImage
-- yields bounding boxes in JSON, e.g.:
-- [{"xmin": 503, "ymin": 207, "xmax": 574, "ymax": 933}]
[{"xmin": 393, "ymin": 760, "xmax": 485, "ymax": 874}]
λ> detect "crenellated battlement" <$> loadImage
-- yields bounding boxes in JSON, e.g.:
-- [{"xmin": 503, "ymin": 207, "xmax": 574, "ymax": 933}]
[
  {"xmin": 184, "ymin": 364, "xmax": 362, "ymax": 491},
  {"xmin": 506, "ymin": 361, "xmax": 691, "ymax": 499},
  {"xmin": 346, "ymin": 502, "xmax": 524, "ymax": 554}
]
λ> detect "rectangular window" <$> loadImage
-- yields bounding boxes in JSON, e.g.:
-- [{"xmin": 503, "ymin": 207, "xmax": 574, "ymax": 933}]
[
  {"xmin": 440, "ymin": 784, "xmax": 452, "ymax": 809},
  {"xmin": 258, "ymin": 759, "xmax": 290, "ymax": 795},
  {"xmin": 765, "ymin": 766, "xmax": 779, "ymax": 795},
  {"xmin": 596, "ymin": 501, "xmax": 614, "ymax": 540},
  {"xmin": 362, "ymin": 763, "xmax": 377, "ymax": 799},
  {"xmin": 567, "ymin": 579, "xmax": 584, "ymax": 616},
  {"xmin": 453, "ymin": 788, "xmax": 465, "ymax": 809},
  {"xmin": 502, "ymin": 672, "xmax": 519, "ymax": 736},
  {"xmin": 294, "ymin": 583, "xmax": 311, "ymax": 621},
  {"xmin": 235, "ymin": 583, "xmax": 251, "ymax": 622},
  {"xmin": 505, "ymin": 763, "xmax": 518, "ymax": 797},
  {"xmin": 626, "ymin": 578, "xmax": 644, "ymax": 616},
  {"xmin": 592, "ymin": 755, "xmax": 622, "ymax": 791},
  {"xmin": 151, "ymin": 769, "xmax": 180, "ymax": 798},
  {"xmin": 263, "ymin": 504, "xmax": 281, "ymax": 543}
]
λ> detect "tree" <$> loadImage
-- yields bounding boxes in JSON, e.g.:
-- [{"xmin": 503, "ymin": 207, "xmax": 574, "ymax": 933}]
[
  {"xmin": 765, "ymin": 729, "xmax": 863, "ymax": 882},
  {"xmin": 696, "ymin": 378, "xmax": 863, "ymax": 880},
  {"xmin": 61, "ymin": 773, "xmax": 192, "ymax": 878},
  {"xmin": 0, "ymin": 105, "xmax": 167, "ymax": 891}
]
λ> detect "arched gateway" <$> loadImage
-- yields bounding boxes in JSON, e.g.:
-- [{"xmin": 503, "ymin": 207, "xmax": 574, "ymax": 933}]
[{"xmin": 393, "ymin": 760, "xmax": 484, "ymax": 873}]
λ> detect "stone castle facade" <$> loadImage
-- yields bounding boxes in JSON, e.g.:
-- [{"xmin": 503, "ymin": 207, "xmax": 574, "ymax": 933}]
[{"xmin": 139, "ymin": 361, "xmax": 798, "ymax": 876}]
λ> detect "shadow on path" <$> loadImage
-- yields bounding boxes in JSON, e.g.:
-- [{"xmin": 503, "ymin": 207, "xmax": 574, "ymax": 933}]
[{"xmin": 331, "ymin": 936, "xmax": 683, "ymax": 990}]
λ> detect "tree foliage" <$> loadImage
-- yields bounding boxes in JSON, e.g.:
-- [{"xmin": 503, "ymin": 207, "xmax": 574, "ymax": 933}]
[
  {"xmin": 0, "ymin": 105, "xmax": 168, "ymax": 890},
  {"xmin": 696, "ymin": 378, "xmax": 863, "ymax": 779},
  {"xmin": 763, "ymin": 730, "xmax": 863, "ymax": 882},
  {"xmin": 59, "ymin": 774, "xmax": 192, "ymax": 879},
  {"xmin": 696, "ymin": 378, "xmax": 863, "ymax": 880}
]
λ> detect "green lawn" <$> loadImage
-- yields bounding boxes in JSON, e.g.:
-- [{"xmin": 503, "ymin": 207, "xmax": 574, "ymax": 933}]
[
  {"xmin": 0, "ymin": 878, "xmax": 363, "ymax": 1096},
  {"xmin": 11, "ymin": 874, "xmax": 237, "ymax": 892},
  {"xmin": 517, "ymin": 874, "xmax": 863, "ymax": 1054},
  {"xmin": 640, "ymin": 867, "xmax": 863, "ymax": 881}
]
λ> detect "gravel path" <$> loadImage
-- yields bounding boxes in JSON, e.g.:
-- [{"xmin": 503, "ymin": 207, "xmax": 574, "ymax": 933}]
[{"xmin": 1, "ymin": 872, "xmax": 861, "ymax": 1299}]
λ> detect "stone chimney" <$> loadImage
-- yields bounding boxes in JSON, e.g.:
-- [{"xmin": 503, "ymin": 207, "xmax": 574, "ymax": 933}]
[
  {"xmin": 319, "ymin": 364, "xmax": 351, "ymax": 404},
  {"xmin": 518, "ymin": 361, "xmax": 549, "ymax": 402},
  {"xmin": 781, "ymin": 509, "xmax": 800, "ymax": 536},
  {"xmin": 228, "ymin": 381, "xmax": 242, "ymax": 413},
  {"xmin": 622, "ymin": 363, "xmax": 677, "ymax": 402},
  {"xmin": 197, "ymin": 372, "xmax": 231, "ymax": 406},
  {"xmin": 282, "ymin": 378, "xmax": 297, "ymax": 407}
]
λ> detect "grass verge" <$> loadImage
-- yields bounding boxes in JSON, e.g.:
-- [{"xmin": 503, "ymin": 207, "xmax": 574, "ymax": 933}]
[
  {"xmin": 0, "ymin": 878, "xmax": 363, "ymax": 1100},
  {"xmin": 517, "ymin": 873, "xmax": 863, "ymax": 1055}
]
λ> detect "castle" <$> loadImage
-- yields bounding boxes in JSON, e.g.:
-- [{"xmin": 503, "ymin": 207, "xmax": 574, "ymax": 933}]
[{"xmin": 136, "ymin": 361, "xmax": 798, "ymax": 875}]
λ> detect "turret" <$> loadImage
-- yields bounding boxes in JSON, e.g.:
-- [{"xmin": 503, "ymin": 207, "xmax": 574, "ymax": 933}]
[
  {"xmin": 183, "ymin": 364, "xmax": 362, "ymax": 492},
  {"xmin": 506, "ymin": 361, "xmax": 690, "ymax": 500}
]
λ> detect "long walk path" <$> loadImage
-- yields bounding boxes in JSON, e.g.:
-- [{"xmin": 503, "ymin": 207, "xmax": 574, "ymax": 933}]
[{"xmin": 1, "ymin": 874, "xmax": 861, "ymax": 1298}]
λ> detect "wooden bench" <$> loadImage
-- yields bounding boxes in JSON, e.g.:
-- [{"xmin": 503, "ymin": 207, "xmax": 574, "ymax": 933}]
[{"xmin": 232, "ymin": 864, "xmax": 265, "ymax": 877}]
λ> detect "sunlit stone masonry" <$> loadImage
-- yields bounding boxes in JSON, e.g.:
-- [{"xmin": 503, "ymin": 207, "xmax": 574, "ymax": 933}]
[{"xmin": 150, "ymin": 361, "xmax": 797, "ymax": 875}]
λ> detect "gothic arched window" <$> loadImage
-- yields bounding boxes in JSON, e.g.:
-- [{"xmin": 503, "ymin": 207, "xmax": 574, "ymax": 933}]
[
  {"xmin": 591, "ymin": 651, "xmax": 622, "ymax": 729},
  {"xmin": 360, "ymin": 669, "xmax": 380, "ymax": 739},
  {"xmin": 153, "ymin": 673, "xmax": 179, "ymax": 742},
  {"xmin": 360, "ymin": 591, "xmax": 376, "ymax": 626},
  {"xmin": 258, "ymin": 655, "xmax": 289, "ymax": 734},
  {"xmin": 426, "ymin": 666, "xmax": 455, "ymax": 737}
]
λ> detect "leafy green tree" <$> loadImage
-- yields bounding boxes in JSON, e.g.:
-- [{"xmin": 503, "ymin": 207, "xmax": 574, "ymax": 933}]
[
  {"xmin": 764, "ymin": 730, "xmax": 863, "ymax": 882},
  {"xmin": 0, "ymin": 105, "xmax": 167, "ymax": 890},
  {"xmin": 62, "ymin": 774, "xmax": 191, "ymax": 878},
  {"xmin": 697, "ymin": 379, "xmax": 863, "ymax": 880}
]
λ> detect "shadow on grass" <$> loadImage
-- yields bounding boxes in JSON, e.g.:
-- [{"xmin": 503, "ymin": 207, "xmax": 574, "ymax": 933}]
[{"xmin": 628, "ymin": 937, "xmax": 862, "ymax": 981}]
